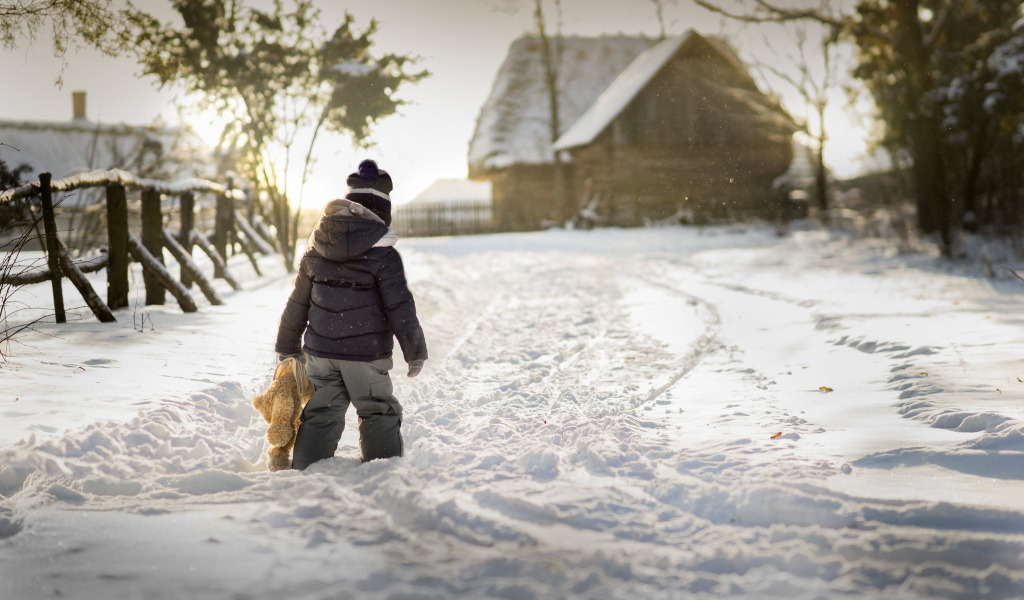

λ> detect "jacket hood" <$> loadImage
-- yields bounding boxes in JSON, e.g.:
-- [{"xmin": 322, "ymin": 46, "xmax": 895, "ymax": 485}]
[{"xmin": 308, "ymin": 198, "xmax": 390, "ymax": 261}]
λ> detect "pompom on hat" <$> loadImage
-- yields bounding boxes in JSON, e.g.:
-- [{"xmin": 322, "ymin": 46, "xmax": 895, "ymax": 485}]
[{"xmin": 345, "ymin": 159, "xmax": 393, "ymax": 226}]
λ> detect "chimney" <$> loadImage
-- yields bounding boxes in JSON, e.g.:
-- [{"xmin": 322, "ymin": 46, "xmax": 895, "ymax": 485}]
[{"xmin": 72, "ymin": 91, "xmax": 87, "ymax": 120}]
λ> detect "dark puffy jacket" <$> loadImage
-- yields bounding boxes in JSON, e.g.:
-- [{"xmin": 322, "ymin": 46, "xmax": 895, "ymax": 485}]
[{"xmin": 274, "ymin": 200, "xmax": 427, "ymax": 363}]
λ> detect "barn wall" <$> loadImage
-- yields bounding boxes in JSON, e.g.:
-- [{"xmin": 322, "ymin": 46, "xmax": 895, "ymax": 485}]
[
  {"xmin": 483, "ymin": 165, "xmax": 566, "ymax": 231},
  {"xmin": 569, "ymin": 140, "xmax": 794, "ymax": 226},
  {"xmin": 568, "ymin": 46, "xmax": 795, "ymax": 226}
]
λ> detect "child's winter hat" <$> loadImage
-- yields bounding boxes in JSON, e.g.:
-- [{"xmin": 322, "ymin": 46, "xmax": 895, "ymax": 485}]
[{"xmin": 345, "ymin": 159, "xmax": 393, "ymax": 226}]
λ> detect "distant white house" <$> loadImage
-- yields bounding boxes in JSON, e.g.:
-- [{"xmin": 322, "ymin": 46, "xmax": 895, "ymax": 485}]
[
  {"xmin": 1, "ymin": 92, "xmax": 220, "ymax": 252},
  {"xmin": 0, "ymin": 91, "xmax": 214, "ymax": 206},
  {"xmin": 392, "ymin": 178, "xmax": 494, "ymax": 237},
  {"xmin": 404, "ymin": 179, "xmax": 492, "ymax": 206}
]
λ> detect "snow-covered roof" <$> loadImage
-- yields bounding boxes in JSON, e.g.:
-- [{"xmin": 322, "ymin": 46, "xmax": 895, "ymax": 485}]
[
  {"xmin": 553, "ymin": 34, "xmax": 693, "ymax": 151},
  {"xmin": 400, "ymin": 178, "xmax": 492, "ymax": 207},
  {"xmin": 554, "ymin": 31, "xmax": 774, "ymax": 151},
  {"xmin": 0, "ymin": 118, "xmax": 213, "ymax": 185},
  {"xmin": 468, "ymin": 35, "xmax": 658, "ymax": 174}
]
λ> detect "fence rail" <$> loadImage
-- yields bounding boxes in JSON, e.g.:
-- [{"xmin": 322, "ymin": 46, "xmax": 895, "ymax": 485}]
[
  {"xmin": 0, "ymin": 168, "xmax": 244, "ymax": 203},
  {"xmin": 1, "ymin": 169, "xmax": 280, "ymax": 324}
]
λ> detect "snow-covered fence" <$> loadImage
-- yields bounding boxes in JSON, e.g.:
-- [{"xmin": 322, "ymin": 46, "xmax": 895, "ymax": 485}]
[
  {"xmin": 392, "ymin": 199, "xmax": 496, "ymax": 238},
  {"xmin": 0, "ymin": 169, "xmax": 281, "ymax": 324}
]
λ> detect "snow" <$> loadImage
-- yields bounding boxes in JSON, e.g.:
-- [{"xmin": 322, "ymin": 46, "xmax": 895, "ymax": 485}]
[
  {"xmin": 3, "ymin": 223, "xmax": 1024, "ymax": 599},
  {"xmin": 331, "ymin": 60, "xmax": 378, "ymax": 77},
  {"xmin": 403, "ymin": 178, "xmax": 493, "ymax": 206}
]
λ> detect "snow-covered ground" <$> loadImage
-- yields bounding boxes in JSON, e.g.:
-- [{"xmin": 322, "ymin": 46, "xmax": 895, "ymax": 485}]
[{"xmin": 2, "ymin": 223, "xmax": 1024, "ymax": 599}]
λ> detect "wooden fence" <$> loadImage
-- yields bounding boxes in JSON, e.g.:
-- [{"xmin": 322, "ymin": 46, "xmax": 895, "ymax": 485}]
[
  {"xmin": 392, "ymin": 200, "xmax": 496, "ymax": 238},
  {"xmin": 0, "ymin": 169, "xmax": 280, "ymax": 324}
]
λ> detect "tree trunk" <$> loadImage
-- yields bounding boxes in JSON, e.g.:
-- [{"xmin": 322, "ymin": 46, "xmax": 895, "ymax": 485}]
[
  {"xmin": 214, "ymin": 186, "xmax": 235, "ymax": 278},
  {"xmin": 815, "ymin": 104, "xmax": 829, "ymax": 220},
  {"xmin": 535, "ymin": 0, "xmax": 569, "ymax": 224},
  {"xmin": 961, "ymin": 117, "xmax": 990, "ymax": 227},
  {"xmin": 893, "ymin": 0, "xmax": 951, "ymax": 253}
]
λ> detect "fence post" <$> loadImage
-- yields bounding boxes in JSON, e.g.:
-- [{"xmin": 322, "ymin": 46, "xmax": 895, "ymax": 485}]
[
  {"xmin": 106, "ymin": 182, "xmax": 129, "ymax": 309},
  {"xmin": 214, "ymin": 177, "xmax": 234, "ymax": 278},
  {"xmin": 141, "ymin": 188, "xmax": 166, "ymax": 305},
  {"xmin": 39, "ymin": 173, "xmax": 66, "ymax": 324},
  {"xmin": 245, "ymin": 186, "xmax": 255, "ymax": 222},
  {"xmin": 179, "ymin": 191, "xmax": 195, "ymax": 289}
]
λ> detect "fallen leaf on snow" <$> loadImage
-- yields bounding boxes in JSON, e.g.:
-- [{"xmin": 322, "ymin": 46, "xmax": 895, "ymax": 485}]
[
  {"xmin": 770, "ymin": 432, "xmax": 782, "ymax": 439},
  {"xmin": 819, "ymin": 386, "xmax": 834, "ymax": 393}
]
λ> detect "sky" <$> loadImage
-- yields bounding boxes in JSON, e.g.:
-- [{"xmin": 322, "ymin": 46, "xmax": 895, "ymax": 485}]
[
  {"xmin": 3, "ymin": 222, "xmax": 1024, "ymax": 597},
  {"xmin": 0, "ymin": 0, "xmax": 874, "ymax": 207}
]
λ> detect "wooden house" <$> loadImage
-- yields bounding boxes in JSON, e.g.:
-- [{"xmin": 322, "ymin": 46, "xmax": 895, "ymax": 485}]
[{"xmin": 469, "ymin": 32, "xmax": 799, "ymax": 230}]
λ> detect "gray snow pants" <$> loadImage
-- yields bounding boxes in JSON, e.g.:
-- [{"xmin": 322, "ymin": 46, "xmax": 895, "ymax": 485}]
[{"xmin": 291, "ymin": 355, "xmax": 403, "ymax": 470}]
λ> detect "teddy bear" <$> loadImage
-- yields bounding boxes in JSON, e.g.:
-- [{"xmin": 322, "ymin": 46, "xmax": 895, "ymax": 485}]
[{"xmin": 253, "ymin": 357, "xmax": 313, "ymax": 471}]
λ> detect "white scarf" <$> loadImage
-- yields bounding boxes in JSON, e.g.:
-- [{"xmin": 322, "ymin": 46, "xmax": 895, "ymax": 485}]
[
  {"xmin": 311, "ymin": 198, "xmax": 398, "ymax": 249},
  {"xmin": 374, "ymin": 229, "xmax": 398, "ymax": 247}
]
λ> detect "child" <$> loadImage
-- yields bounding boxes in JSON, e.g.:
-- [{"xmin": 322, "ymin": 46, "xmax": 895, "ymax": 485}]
[{"xmin": 274, "ymin": 159, "xmax": 427, "ymax": 469}]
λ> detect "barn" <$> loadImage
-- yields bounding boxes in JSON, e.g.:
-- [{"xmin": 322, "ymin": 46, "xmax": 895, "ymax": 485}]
[{"xmin": 469, "ymin": 31, "xmax": 800, "ymax": 230}]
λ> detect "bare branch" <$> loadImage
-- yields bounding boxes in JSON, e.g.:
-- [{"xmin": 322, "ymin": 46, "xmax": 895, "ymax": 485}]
[
  {"xmin": 691, "ymin": 0, "xmax": 894, "ymax": 45},
  {"xmin": 923, "ymin": 1, "xmax": 954, "ymax": 51},
  {"xmin": 691, "ymin": 0, "xmax": 836, "ymax": 26}
]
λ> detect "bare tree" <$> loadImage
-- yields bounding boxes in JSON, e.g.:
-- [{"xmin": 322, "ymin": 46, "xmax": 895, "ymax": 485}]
[
  {"xmin": 749, "ymin": 16, "xmax": 845, "ymax": 219},
  {"xmin": 647, "ymin": 0, "xmax": 679, "ymax": 40},
  {"xmin": 0, "ymin": 159, "xmax": 45, "ymax": 360},
  {"xmin": 533, "ymin": 0, "xmax": 570, "ymax": 224},
  {"xmin": 691, "ymin": 0, "xmax": 959, "ymax": 254},
  {"xmin": 489, "ymin": 0, "xmax": 569, "ymax": 224}
]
